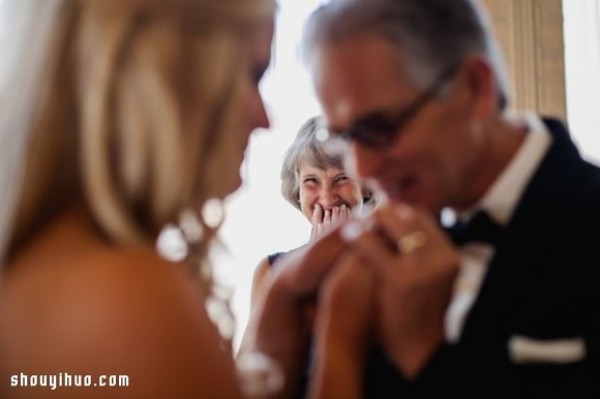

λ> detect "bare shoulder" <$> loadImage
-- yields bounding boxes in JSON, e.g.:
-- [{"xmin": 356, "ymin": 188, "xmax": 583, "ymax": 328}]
[
  {"xmin": 239, "ymin": 257, "xmax": 272, "ymax": 356},
  {"xmin": 251, "ymin": 257, "xmax": 272, "ymax": 304},
  {"xmin": 0, "ymin": 214, "xmax": 243, "ymax": 399}
]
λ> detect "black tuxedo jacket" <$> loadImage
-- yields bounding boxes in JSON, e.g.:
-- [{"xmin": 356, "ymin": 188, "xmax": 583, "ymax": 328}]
[{"xmin": 362, "ymin": 118, "xmax": 600, "ymax": 397}]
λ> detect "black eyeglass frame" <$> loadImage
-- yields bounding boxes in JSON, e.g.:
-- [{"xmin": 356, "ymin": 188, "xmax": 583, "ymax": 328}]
[{"xmin": 327, "ymin": 63, "xmax": 462, "ymax": 150}]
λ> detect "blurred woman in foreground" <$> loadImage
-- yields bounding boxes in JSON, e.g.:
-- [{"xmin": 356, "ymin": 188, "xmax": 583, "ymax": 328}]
[
  {"xmin": 0, "ymin": 1, "xmax": 375, "ymax": 397},
  {"xmin": 0, "ymin": 1, "xmax": 277, "ymax": 398}
]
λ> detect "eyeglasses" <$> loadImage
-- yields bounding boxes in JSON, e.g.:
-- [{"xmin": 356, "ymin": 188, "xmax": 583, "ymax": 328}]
[{"xmin": 322, "ymin": 63, "xmax": 461, "ymax": 151}]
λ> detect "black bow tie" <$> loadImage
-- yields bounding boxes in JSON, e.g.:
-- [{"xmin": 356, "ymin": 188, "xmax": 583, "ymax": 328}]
[{"xmin": 445, "ymin": 210, "xmax": 503, "ymax": 246}]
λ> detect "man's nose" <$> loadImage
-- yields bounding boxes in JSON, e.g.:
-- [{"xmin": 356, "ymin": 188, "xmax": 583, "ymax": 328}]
[{"xmin": 352, "ymin": 143, "xmax": 386, "ymax": 180}]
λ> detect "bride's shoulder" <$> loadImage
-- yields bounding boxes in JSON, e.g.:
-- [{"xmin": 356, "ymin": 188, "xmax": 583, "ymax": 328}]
[
  {"xmin": 4, "ymin": 209, "xmax": 197, "ymax": 304},
  {"xmin": 1, "ymin": 210, "xmax": 242, "ymax": 398}
]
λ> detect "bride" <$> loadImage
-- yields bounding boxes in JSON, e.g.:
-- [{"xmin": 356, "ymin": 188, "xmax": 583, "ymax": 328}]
[{"xmin": 0, "ymin": 1, "xmax": 376, "ymax": 398}]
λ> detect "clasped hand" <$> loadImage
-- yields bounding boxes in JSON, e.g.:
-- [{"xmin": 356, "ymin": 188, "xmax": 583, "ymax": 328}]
[{"xmin": 245, "ymin": 203, "xmax": 460, "ymax": 398}]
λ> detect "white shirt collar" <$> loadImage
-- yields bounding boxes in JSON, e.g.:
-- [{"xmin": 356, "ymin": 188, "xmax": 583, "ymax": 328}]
[
  {"xmin": 443, "ymin": 113, "xmax": 552, "ymax": 344},
  {"xmin": 463, "ymin": 112, "xmax": 552, "ymax": 226}
]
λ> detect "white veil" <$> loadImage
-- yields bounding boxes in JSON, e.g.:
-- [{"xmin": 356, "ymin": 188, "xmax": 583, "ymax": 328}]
[{"xmin": 0, "ymin": 0, "xmax": 62, "ymax": 271}]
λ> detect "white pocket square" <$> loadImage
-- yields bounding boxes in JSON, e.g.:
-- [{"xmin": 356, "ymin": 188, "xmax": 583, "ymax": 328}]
[{"xmin": 508, "ymin": 335, "xmax": 586, "ymax": 364}]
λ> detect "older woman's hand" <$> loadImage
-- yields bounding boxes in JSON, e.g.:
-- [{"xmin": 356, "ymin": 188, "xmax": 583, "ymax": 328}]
[{"xmin": 310, "ymin": 204, "xmax": 352, "ymax": 242}]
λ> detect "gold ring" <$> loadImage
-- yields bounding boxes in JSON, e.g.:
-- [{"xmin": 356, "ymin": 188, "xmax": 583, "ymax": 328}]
[{"xmin": 397, "ymin": 231, "xmax": 427, "ymax": 254}]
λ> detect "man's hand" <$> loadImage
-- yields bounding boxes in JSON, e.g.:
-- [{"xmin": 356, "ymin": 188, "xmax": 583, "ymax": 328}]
[{"xmin": 341, "ymin": 203, "xmax": 460, "ymax": 378}]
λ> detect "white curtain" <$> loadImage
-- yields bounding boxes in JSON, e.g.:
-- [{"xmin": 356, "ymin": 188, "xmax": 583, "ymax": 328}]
[{"xmin": 563, "ymin": 0, "xmax": 600, "ymax": 163}]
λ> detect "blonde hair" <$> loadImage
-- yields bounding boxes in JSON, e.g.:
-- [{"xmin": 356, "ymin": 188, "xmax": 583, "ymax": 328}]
[{"xmin": 9, "ymin": 0, "xmax": 274, "ymax": 259}]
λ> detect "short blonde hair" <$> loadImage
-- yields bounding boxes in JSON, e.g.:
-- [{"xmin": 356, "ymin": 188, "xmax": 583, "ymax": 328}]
[{"xmin": 10, "ymin": 0, "xmax": 275, "ymax": 255}]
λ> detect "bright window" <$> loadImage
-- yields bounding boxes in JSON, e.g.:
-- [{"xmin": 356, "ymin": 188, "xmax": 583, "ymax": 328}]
[
  {"xmin": 563, "ymin": 0, "xmax": 600, "ymax": 163},
  {"xmin": 217, "ymin": 1, "xmax": 326, "ymax": 350}
]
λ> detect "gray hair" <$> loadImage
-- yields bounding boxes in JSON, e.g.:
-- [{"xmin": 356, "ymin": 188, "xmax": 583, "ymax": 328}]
[
  {"xmin": 302, "ymin": 0, "xmax": 511, "ymax": 109},
  {"xmin": 281, "ymin": 116, "xmax": 373, "ymax": 210}
]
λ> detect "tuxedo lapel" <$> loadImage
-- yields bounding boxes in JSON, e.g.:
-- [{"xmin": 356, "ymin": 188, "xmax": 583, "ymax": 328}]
[{"xmin": 460, "ymin": 118, "xmax": 592, "ymax": 341}]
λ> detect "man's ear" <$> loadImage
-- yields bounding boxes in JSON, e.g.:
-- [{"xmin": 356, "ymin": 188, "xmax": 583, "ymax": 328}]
[{"xmin": 459, "ymin": 56, "xmax": 499, "ymax": 120}]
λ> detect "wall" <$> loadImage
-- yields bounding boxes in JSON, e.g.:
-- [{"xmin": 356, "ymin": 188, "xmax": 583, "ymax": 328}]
[{"xmin": 482, "ymin": 0, "xmax": 567, "ymax": 119}]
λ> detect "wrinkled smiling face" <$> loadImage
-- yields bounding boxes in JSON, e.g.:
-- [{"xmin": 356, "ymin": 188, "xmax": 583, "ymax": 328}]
[
  {"xmin": 297, "ymin": 161, "xmax": 363, "ymax": 222},
  {"xmin": 310, "ymin": 34, "xmax": 489, "ymax": 215}
]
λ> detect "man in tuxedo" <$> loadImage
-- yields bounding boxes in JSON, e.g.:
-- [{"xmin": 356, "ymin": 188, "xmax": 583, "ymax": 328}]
[{"xmin": 300, "ymin": 0, "xmax": 600, "ymax": 395}]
